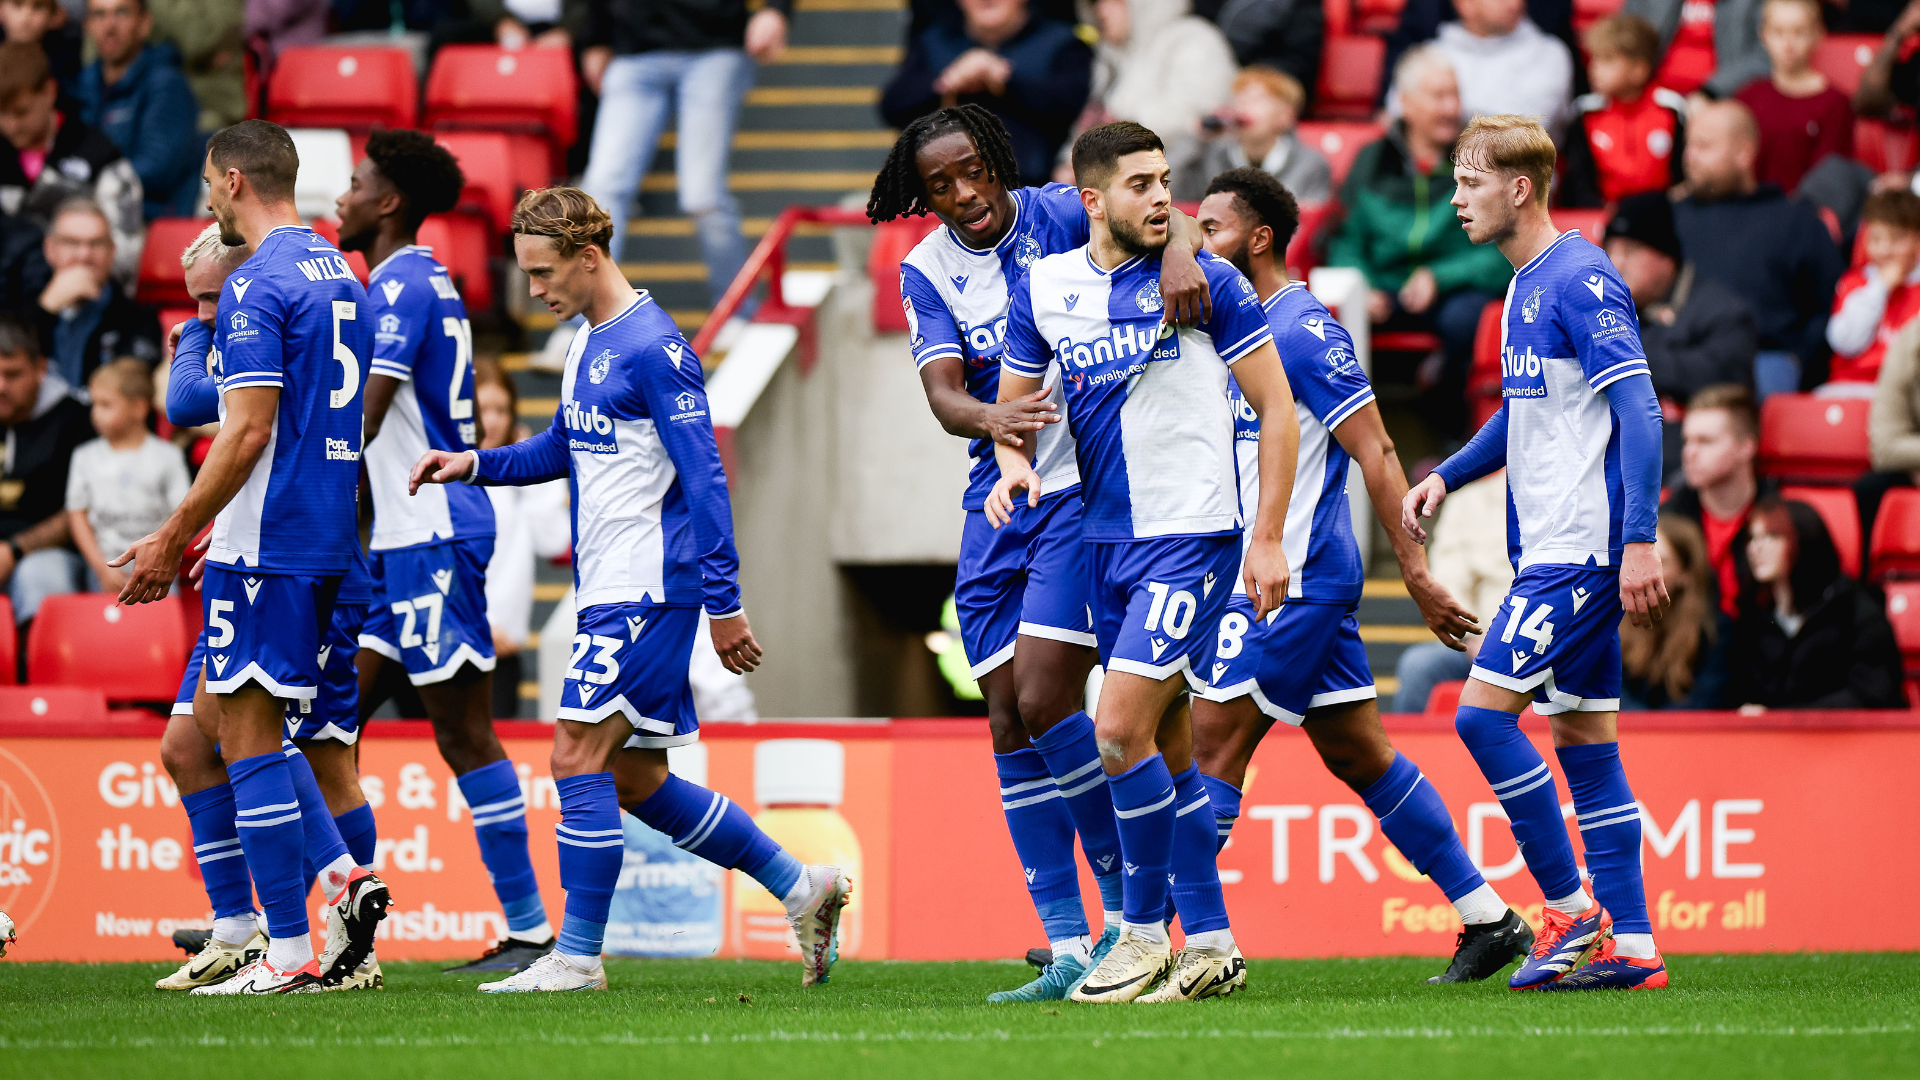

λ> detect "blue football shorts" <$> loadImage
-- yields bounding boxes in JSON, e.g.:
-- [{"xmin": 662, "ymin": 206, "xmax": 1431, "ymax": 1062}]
[
  {"xmin": 554, "ymin": 601, "xmax": 702, "ymax": 750},
  {"xmin": 1198, "ymin": 597, "xmax": 1375, "ymax": 724},
  {"xmin": 1469, "ymin": 563, "xmax": 1622, "ymax": 713},
  {"xmin": 954, "ymin": 488, "xmax": 1095, "ymax": 678},
  {"xmin": 1089, "ymin": 534, "xmax": 1241, "ymax": 690},
  {"xmin": 199, "ymin": 566, "xmax": 341, "ymax": 700},
  {"xmin": 176, "ymin": 601, "xmax": 370, "ymax": 746},
  {"xmin": 359, "ymin": 538, "xmax": 497, "ymax": 686}
]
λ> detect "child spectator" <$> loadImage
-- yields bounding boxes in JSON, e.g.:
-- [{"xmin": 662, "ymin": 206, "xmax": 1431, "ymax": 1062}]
[
  {"xmin": 1561, "ymin": 15, "xmax": 1687, "ymax": 208},
  {"xmin": 0, "ymin": 0, "xmax": 83, "ymax": 84},
  {"xmin": 1733, "ymin": 0, "xmax": 1853, "ymax": 195},
  {"xmin": 65, "ymin": 357, "xmax": 186, "ymax": 592},
  {"xmin": 1827, "ymin": 190, "xmax": 1920, "ymax": 391},
  {"xmin": 1170, "ymin": 66, "xmax": 1332, "ymax": 204}
]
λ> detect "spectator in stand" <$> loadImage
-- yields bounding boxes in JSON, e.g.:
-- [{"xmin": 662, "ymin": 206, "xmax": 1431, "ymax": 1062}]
[
  {"xmin": 577, "ymin": 0, "xmax": 790, "ymax": 303},
  {"xmin": 473, "ymin": 359, "xmax": 570, "ymax": 719},
  {"xmin": 1605, "ymin": 191, "xmax": 1757, "ymax": 474},
  {"xmin": 1859, "ymin": 318, "xmax": 1920, "ymax": 542},
  {"xmin": 0, "ymin": 314, "xmax": 94, "ymax": 629},
  {"xmin": 1330, "ymin": 46, "xmax": 1510, "ymax": 436},
  {"xmin": 1627, "ymin": 0, "xmax": 1768, "ymax": 99},
  {"xmin": 64, "ymin": 357, "xmax": 185, "ymax": 592},
  {"xmin": 1391, "ymin": 470, "xmax": 1511, "ymax": 712},
  {"xmin": 1620, "ymin": 514, "xmax": 1729, "ymax": 709},
  {"xmin": 1855, "ymin": 0, "xmax": 1920, "ymax": 123},
  {"xmin": 70, "ymin": 0, "xmax": 202, "ymax": 219},
  {"xmin": 1, "ymin": 0, "xmax": 83, "ymax": 84},
  {"xmin": 1383, "ymin": 0, "xmax": 1572, "ymax": 109},
  {"xmin": 1832, "ymin": 0, "xmax": 1908, "ymax": 34},
  {"xmin": 1561, "ymin": 15, "xmax": 1688, "ymax": 209},
  {"xmin": 243, "ymin": 0, "xmax": 327, "ymax": 66},
  {"xmin": 1732, "ymin": 0, "xmax": 1852, "ymax": 196},
  {"xmin": 1828, "ymin": 190, "xmax": 1920, "ymax": 395},
  {"xmin": 0, "ymin": 206, "xmax": 49, "ymax": 314},
  {"xmin": 33, "ymin": 197, "xmax": 158, "ymax": 391},
  {"xmin": 146, "ymin": 0, "xmax": 246, "ymax": 133},
  {"xmin": 882, "ymin": 0, "xmax": 1091, "ymax": 190},
  {"xmin": 1663, "ymin": 384, "xmax": 1770, "ymax": 619},
  {"xmin": 1169, "ymin": 66, "xmax": 1330, "ymax": 204},
  {"xmin": 1674, "ymin": 101, "xmax": 1844, "ymax": 398},
  {"xmin": 1415, "ymin": 0, "xmax": 1573, "ymax": 140},
  {"xmin": 431, "ymin": 0, "xmax": 587, "ymax": 52},
  {"xmin": 0, "ymin": 42, "xmax": 142, "ymax": 283},
  {"xmin": 1190, "ymin": 0, "xmax": 1322, "ymax": 101},
  {"xmin": 1727, "ymin": 497, "xmax": 1907, "ymax": 709},
  {"xmin": 1085, "ymin": 0, "xmax": 1236, "ymax": 148}
]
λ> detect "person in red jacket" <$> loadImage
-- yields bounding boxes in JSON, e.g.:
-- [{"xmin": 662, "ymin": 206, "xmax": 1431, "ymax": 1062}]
[
  {"xmin": 1733, "ymin": 0, "xmax": 1853, "ymax": 194},
  {"xmin": 1827, "ymin": 189, "xmax": 1920, "ymax": 389},
  {"xmin": 1561, "ymin": 15, "xmax": 1687, "ymax": 208}
]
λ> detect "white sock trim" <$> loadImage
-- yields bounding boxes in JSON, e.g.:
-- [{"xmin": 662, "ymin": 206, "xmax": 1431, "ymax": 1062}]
[
  {"xmin": 1546, "ymin": 888, "xmax": 1595, "ymax": 916},
  {"xmin": 1612, "ymin": 932, "xmax": 1658, "ymax": 959},
  {"xmin": 508, "ymin": 921, "xmax": 553, "ymax": 944},
  {"xmin": 1103, "ymin": 909, "xmax": 1123, "ymax": 933},
  {"xmin": 211, "ymin": 915, "xmax": 258, "ymax": 946},
  {"xmin": 1185, "ymin": 928, "xmax": 1235, "ymax": 956},
  {"xmin": 1452, "ymin": 882, "xmax": 1509, "ymax": 926},
  {"xmin": 319, "ymin": 853, "xmax": 356, "ymax": 900},
  {"xmin": 1124, "ymin": 920, "xmax": 1169, "ymax": 946},
  {"xmin": 1050, "ymin": 934, "xmax": 1093, "ymax": 966},
  {"xmin": 265, "ymin": 933, "xmax": 312, "ymax": 971}
]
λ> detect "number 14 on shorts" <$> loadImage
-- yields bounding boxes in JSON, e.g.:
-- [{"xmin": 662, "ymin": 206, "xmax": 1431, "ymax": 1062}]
[{"xmin": 1501, "ymin": 595, "xmax": 1556, "ymax": 666}]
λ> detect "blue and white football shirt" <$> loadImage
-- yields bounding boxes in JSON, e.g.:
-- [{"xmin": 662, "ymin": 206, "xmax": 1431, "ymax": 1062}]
[
  {"xmin": 1003, "ymin": 248, "xmax": 1272, "ymax": 541},
  {"xmin": 1230, "ymin": 282, "xmax": 1373, "ymax": 602},
  {"xmin": 209, "ymin": 224, "xmax": 370, "ymax": 574},
  {"xmin": 468, "ymin": 292, "xmax": 741, "ymax": 616},
  {"xmin": 899, "ymin": 184, "xmax": 1088, "ymax": 509},
  {"xmin": 1496, "ymin": 231, "xmax": 1650, "ymax": 570},
  {"xmin": 364, "ymin": 245, "xmax": 495, "ymax": 550}
]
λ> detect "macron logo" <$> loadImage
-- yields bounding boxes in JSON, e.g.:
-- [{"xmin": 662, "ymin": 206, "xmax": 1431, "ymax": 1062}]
[
  {"xmin": 951, "ymin": 275, "xmax": 968, "ymax": 293},
  {"xmin": 1212, "ymin": 662, "xmax": 1227, "ymax": 683},
  {"xmin": 1150, "ymin": 637, "xmax": 1170, "ymax": 660},
  {"xmin": 210, "ymin": 654, "xmax": 230, "ymax": 677},
  {"xmin": 665, "ymin": 342, "xmax": 684, "ymax": 370},
  {"xmin": 577, "ymin": 684, "xmax": 597, "ymax": 705},
  {"xmin": 1584, "ymin": 275, "xmax": 1605, "ymax": 301},
  {"xmin": 1302, "ymin": 318, "xmax": 1327, "ymax": 340},
  {"xmin": 380, "ymin": 279, "xmax": 404, "ymax": 304},
  {"xmin": 1064, "ymin": 293, "xmax": 1079, "ymax": 310},
  {"xmin": 1023, "ymin": 867, "xmax": 1036, "ymax": 884},
  {"xmin": 317, "ymin": 645, "xmax": 332, "ymax": 668},
  {"xmin": 1202, "ymin": 572, "xmax": 1217, "ymax": 598},
  {"xmin": 1571, "ymin": 587, "xmax": 1590, "ymax": 612},
  {"xmin": 1511, "ymin": 649, "xmax": 1529, "ymax": 673},
  {"xmin": 432, "ymin": 569, "xmax": 453, "ymax": 595},
  {"xmin": 231, "ymin": 278, "xmax": 251, "ymax": 302},
  {"xmin": 627, "ymin": 615, "xmax": 648, "ymax": 641},
  {"xmin": 242, "ymin": 577, "xmax": 262, "ymax": 604}
]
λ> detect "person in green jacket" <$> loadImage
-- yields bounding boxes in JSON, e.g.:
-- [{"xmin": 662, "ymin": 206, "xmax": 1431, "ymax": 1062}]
[{"xmin": 1326, "ymin": 44, "xmax": 1512, "ymax": 436}]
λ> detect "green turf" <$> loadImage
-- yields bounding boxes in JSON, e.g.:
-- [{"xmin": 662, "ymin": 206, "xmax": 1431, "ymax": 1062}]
[{"xmin": 1, "ymin": 954, "xmax": 1915, "ymax": 1079}]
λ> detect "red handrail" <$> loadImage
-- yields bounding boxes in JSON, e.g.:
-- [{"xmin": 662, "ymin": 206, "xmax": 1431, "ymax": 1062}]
[{"xmin": 688, "ymin": 205, "xmax": 875, "ymax": 359}]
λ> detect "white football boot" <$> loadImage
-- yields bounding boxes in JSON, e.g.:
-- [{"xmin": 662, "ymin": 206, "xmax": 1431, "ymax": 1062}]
[
  {"xmin": 188, "ymin": 956, "xmax": 325, "ymax": 995},
  {"xmin": 478, "ymin": 951, "xmax": 608, "ymax": 993},
  {"xmin": 1135, "ymin": 944, "xmax": 1247, "ymax": 1002},
  {"xmin": 1069, "ymin": 928, "xmax": 1175, "ymax": 1003},
  {"xmin": 156, "ymin": 930, "xmax": 267, "ymax": 990},
  {"xmin": 785, "ymin": 865, "xmax": 853, "ymax": 987}
]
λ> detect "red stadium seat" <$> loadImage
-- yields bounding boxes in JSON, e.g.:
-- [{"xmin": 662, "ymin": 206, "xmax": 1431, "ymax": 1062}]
[
  {"xmin": 1424, "ymin": 679, "xmax": 1465, "ymax": 715},
  {"xmin": 0, "ymin": 596, "xmax": 14, "ymax": 684},
  {"xmin": 1295, "ymin": 120, "xmax": 1384, "ymax": 189},
  {"xmin": 1870, "ymin": 488, "xmax": 1920, "ymax": 579},
  {"xmin": 419, "ymin": 213, "xmax": 496, "ymax": 313},
  {"xmin": 1758, "ymin": 393, "xmax": 1871, "ymax": 483},
  {"xmin": 1286, "ymin": 201, "xmax": 1342, "ymax": 279},
  {"xmin": 1884, "ymin": 580, "xmax": 1920, "ymax": 672},
  {"xmin": 28, "ymin": 594, "xmax": 196, "ymax": 703},
  {"xmin": 1466, "ymin": 298, "xmax": 1506, "ymax": 419},
  {"xmin": 1315, "ymin": 35, "xmax": 1386, "ymax": 120},
  {"xmin": 1781, "ymin": 485, "xmax": 1862, "ymax": 578},
  {"xmin": 1852, "ymin": 116, "xmax": 1920, "ymax": 176},
  {"xmin": 1552, "ymin": 208, "xmax": 1610, "ymax": 245},
  {"xmin": 1354, "ymin": 0, "xmax": 1406, "ymax": 34},
  {"xmin": 136, "ymin": 218, "xmax": 209, "ymax": 308},
  {"xmin": 1573, "ymin": 0, "xmax": 1624, "ymax": 33},
  {"xmin": 1374, "ymin": 331, "xmax": 1442, "ymax": 352},
  {"xmin": 424, "ymin": 45, "xmax": 579, "ymax": 178},
  {"xmin": 266, "ymin": 46, "xmax": 417, "ymax": 131},
  {"xmin": 1813, "ymin": 35, "xmax": 1881, "ymax": 98},
  {"xmin": 1324, "ymin": 0, "xmax": 1351, "ymax": 36},
  {"xmin": 869, "ymin": 215, "xmax": 942, "ymax": 333},
  {"xmin": 0, "ymin": 686, "xmax": 108, "ymax": 722},
  {"xmin": 433, "ymin": 131, "xmax": 529, "ymax": 235}
]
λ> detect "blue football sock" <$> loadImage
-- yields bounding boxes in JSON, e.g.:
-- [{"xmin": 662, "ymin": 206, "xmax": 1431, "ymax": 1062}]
[
  {"xmin": 1031, "ymin": 711, "xmax": 1124, "ymax": 912},
  {"xmin": 554, "ymin": 773, "xmax": 623, "ymax": 958},
  {"xmin": 226, "ymin": 751, "xmax": 308, "ymax": 941},
  {"xmin": 284, "ymin": 744, "xmax": 350, "ymax": 882},
  {"xmin": 1361, "ymin": 751, "xmax": 1486, "ymax": 902},
  {"xmin": 1558, "ymin": 742, "xmax": 1650, "ymax": 934},
  {"xmin": 1167, "ymin": 764, "xmax": 1229, "ymax": 934},
  {"xmin": 994, "ymin": 748, "xmax": 1088, "ymax": 942},
  {"xmin": 334, "ymin": 802, "xmax": 377, "ymax": 867},
  {"xmin": 181, "ymin": 781, "xmax": 254, "ymax": 920},
  {"xmin": 1200, "ymin": 774, "xmax": 1241, "ymax": 853},
  {"xmin": 457, "ymin": 759, "xmax": 546, "ymax": 934},
  {"xmin": 1455, "ymin": 706, "xmax": 1581, "ymax": 900},
  {"xmin": 627, "ymin": 773, "xmax": 802, "ymax": 899},
  {"xmin": 1108, "ymin": 754, "xmax": 1176, "ymax": 927}
]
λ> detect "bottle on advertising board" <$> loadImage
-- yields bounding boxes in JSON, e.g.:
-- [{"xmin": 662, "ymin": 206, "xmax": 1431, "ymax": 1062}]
[
  {"xmin": 604, "ymin": 744, "xmax": 724, "ymax": 957},
  {"xmin": 734, "ymin": 739, "xmax": 862, "ymax": 958}
]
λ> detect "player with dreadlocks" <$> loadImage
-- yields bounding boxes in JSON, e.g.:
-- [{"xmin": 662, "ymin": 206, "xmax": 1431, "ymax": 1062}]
[{"xmin": 867, "ymin": 105, "xmax": 1210, "ymax": 1002}]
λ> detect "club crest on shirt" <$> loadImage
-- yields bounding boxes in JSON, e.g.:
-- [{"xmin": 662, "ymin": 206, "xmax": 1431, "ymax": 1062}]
[
  {"xmin": 1014, "ymin": 234, "xmax": 1043, "ymax": 270},
  {"xmin": 1522, "ymin": 286, "xmax": 1543, "ymax": 323},
  {"xmin": 1135, "ymin": 279, "xmax": 1163, "ymax": 314},
  {"xmin": 589, "ymin": 349, "xmax": 615, "ymax": 384}
]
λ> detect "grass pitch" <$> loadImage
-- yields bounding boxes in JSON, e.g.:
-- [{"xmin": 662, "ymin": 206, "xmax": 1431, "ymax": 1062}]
[{"xmin": 1, "ymin": 954, "xmax": 1915, "ymax": 1079}]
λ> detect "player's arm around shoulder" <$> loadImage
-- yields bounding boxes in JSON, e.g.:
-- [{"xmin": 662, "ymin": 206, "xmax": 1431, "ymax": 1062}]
[
  {"xmin": 1158, "ymin": 208, "xmax": 1212, "ymax": 326},
  {"xmin": 984, "ymin": 272, "xmax": 1053, "ymax": 528}
]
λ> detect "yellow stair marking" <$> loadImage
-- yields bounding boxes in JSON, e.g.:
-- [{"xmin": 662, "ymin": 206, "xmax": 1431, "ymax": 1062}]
[
  {"xmin": 658, "ymin": 129, "xmax": 899, "ymax": 151},
  {"xmin": 745, "ymin": 86, "xmax": 879, "ymax": 105},
  {"xmin": 776, "ymin": 46, "xmax": 902, "ymax": 63},
  {"xmin": 1358, "ymin": 625, "xmax": 1436, "ymax": 644},
  {"xmin": 534, "ymin": 582, "xmax": 569, "ymax": 601},
  {"xmin": 795, "ymin": 0, "xmax": 904, "ymax": 9},
  {"xmin": 1362, "ymin": 578, "xmax": 1410, "ymax": 598}
]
